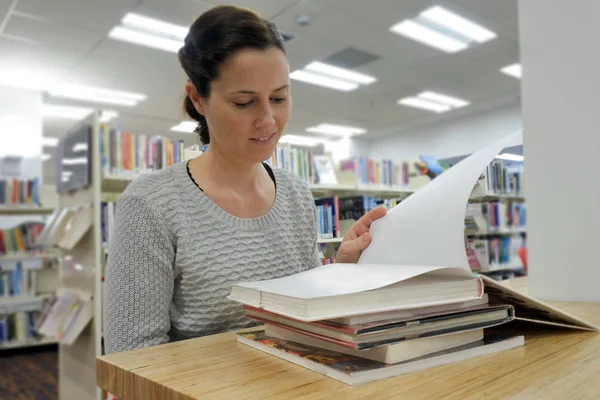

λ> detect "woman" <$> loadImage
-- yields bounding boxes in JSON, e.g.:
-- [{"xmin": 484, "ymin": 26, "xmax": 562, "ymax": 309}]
[{"xmin": 103, "ymin": 5, "xmax": 386, "ymax": 354}]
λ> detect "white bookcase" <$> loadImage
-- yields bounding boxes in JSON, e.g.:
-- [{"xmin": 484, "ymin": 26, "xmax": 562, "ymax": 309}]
[{"xmin": 0, "ymin": 199, "xmax": 59, "ymax": 350}]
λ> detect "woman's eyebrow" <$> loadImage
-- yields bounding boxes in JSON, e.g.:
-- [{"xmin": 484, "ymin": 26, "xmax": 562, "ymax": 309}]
[{"xmin": 231, "ymin": 84, "xmax": 289, "ymax": 95}]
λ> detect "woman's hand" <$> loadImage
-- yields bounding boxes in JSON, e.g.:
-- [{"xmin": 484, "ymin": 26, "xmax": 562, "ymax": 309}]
[{"xmin": 335, "ymin": 206, "xmax": 387, "ymax": 264}]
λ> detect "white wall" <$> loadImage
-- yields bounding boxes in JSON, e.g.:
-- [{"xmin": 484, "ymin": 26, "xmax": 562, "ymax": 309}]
[
  {"xmin": 519, "ymin": 0, "xmax": 600, "ymax": 302},
  {"xmin": 0, "ymin": 86, "xmax": 44, "ymax": 228},
  {"xmin": 368, "ymin": 103, "xmax": 522, "ymax": 161}
]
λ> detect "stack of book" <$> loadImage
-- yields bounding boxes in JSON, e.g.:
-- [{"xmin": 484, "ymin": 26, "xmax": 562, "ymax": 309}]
[
  {"xmin": 228, "ymin": 264, "xmax": 523, "ymax": 385},
  {"xmin": 228, "ymin": 131, "xmax": 598, "ymax": 385}
]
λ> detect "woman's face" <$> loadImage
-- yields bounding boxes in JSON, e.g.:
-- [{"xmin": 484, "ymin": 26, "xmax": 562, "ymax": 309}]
[{"xmin": 189, "ymin": 47, "xmax": 291, "ymax": 164}]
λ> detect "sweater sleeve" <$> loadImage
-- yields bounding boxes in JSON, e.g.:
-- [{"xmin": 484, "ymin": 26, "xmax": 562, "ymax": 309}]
[{"xmin": 103, "ymin": 193, "xmax": 175, "ymax": 354}]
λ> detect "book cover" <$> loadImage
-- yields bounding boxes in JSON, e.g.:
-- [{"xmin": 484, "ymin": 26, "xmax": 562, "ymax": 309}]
[{"xmin": 236, "ymin": 330, "xmax": 524, "ymax": 386}]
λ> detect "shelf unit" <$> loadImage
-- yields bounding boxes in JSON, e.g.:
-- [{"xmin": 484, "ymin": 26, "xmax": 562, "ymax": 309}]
[
  {"xmin": 0, "ymin": 206, "xmax": 55, "ymax": 215},
  {"xmin": 46, "ymin": 114, "xmax": 205, "ymax": 400},
  {"xmin": 0, "ymin": 336, "xmax": 58, "ymax": 350},
  {"xmin": 0, "ymin": 203, "xmax": 59, "ymax": 350}
]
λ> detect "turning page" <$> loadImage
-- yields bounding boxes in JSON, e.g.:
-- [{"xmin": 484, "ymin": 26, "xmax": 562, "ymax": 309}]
[{"xmin": 358, "ymin": 131, "xmax": 522, "ymax": 269}]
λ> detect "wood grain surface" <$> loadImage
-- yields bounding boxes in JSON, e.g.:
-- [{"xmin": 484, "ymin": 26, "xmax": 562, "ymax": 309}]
[{"xmin": 96, "ymin": 277, "xmax": 600, "ymax": 400}]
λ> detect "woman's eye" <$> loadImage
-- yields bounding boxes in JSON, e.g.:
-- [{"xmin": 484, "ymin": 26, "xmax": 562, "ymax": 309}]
[
  {"xmin": 271, "ymin": 97, "xmax": 287, "ymax": 104},
  {"xmin": 234, "ymin": 101, "xmax": 252, "ymax": 108}
]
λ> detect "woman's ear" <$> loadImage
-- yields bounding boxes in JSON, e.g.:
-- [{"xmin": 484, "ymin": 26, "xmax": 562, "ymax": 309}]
[{"xmin": 185, "ymin": 81, "xmax": 205, "ymax": 116}]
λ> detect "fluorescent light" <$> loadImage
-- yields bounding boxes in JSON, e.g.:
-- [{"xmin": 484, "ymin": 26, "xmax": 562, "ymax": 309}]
[
  {"xmin": 279, "ymin": 135, "xmax": 329, "ymax": 147},
  {"xmin": 42, "ymin": 154, "xmax": 52, "ymax": 161},
  {"xmin": 398, "ymin": 97, "xmax": 451, "ymax": 113},
  {"xmin": 501, "ymin": 63, "xmax": 522, "ymax": 79},
  {"xmin": 417, "ymin": 91, "xmax": 469, "ymax": 108},
  {"xmin": 390, "ymin": 19, "xmax": 468, "ymax": 53},
  {"xmin": 42, "ymin": 137, "xmax": 59, "ymax": 147},
  {"xmin": 100, "ymin": 110, "xmax": 119, "ymax": 123},
  {"xmin": 170, "ymin": 121, "xmax": 198, "ymax": 133},
  {"xmin": 121, "ymin": 13, "xmax": 188, "ymax": 39},
  {"xmin": 420, "ymin": 6, "xmax": 496, "ymax": 43},
  {"xmin": 495, "ymin": 153, "xmax": 524, "ymax": 162},
  {"xmin": 290, "ymin": 70, "xmax": 359, "ymax": 92},
  {"xmin": 304, "ymin": 62, "xmax": 376, "ymax": 85},
  {"xmin": 306, "ymin": 123, "xmax": 366, "ymax": 136},
  {"xmin": 42, "ymin": 104, "xmax": 93, "ymax": 120},
  {"xmin": 109, "ymin": 26, "xmax": 184, "ymax": 53},
  {"xmin": 108, "ymin": 13, "xmax": 187, "ymax": 53},
  {"xmin": 48, "ymin": 84, "xmax": 146, "ymax": 106}
]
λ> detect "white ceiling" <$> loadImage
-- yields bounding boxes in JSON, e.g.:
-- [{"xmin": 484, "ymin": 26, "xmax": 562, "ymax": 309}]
[{"xmin": 0, "ymin": 0, "xmax": 520, "ymax": 149}]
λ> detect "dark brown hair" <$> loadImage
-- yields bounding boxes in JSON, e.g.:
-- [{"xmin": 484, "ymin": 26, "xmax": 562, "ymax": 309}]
[{"xmin": 177, "ymin": 5, "xmax": 287, "ymax": 145}]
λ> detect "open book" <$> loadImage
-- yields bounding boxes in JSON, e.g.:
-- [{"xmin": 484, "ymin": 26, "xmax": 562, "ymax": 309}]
[{"xmin": 230, "ymin": 130, "xmax": 597, "ymax": 332}]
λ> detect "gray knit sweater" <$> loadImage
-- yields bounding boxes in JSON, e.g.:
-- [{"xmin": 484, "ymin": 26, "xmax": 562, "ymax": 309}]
[{"xmin": 103, "ymin": 161, "xmax": 320, "ymax": 354}]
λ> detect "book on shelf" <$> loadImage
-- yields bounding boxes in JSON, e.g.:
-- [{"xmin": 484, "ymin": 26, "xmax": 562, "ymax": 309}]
[
  {"xmin": 0, "ymin": 265, "xmax": 37, "ymax": 298},
  {"xmin": 229, "ymin": 131, "xmax": 597, "ymax": 385},
  {"xmin": 472, "ymin": 159, "xmax": 524, "ymax": 197},
  {"xmin": 339, "ymin": 156, "xmax": 410, "ymax": 188},
  {"xmin": 0, "ymin": 221, "xmax": 45, "ymax": 256},
  {"xmin": 0, "ymin": 177, "xmax": 41, "ymax": 206},
  {"xmin": 0, "ymin": 310, "xmax": 48, "ymax": 347},
  {"xmin": 466, "ymin": 201, "xmax": 526, "ymax": 233},
  {"xmin": 266, "ymin": 144, "xmax": 316, "ymax": 184},
  {"xmin": 99, "ymin": 124, "xmax": 187, "ymax": 177}
]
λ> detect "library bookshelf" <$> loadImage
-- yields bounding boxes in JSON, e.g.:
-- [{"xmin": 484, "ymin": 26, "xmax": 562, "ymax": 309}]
[
  {"xmin": 40, "ymin": 112, "xmax": 526, "ymax": 399},
  {"xmin": 0, "ymin": 205, "xmax": 59, "ymax": 350}
]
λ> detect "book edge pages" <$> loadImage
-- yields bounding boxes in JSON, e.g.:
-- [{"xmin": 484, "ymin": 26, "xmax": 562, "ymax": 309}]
[
  {"xmin": 231, "ymin": 264, "xmax": 475, "ymax": 300},
  {"xmin": 233, "ymin": 295, "xmax": 486, "ymax": 323}
]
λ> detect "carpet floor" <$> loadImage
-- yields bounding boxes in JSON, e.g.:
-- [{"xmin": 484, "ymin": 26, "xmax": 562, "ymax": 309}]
[{"xmin": 0, "ymin": 344, "xmax": 58, "ymax": 400}]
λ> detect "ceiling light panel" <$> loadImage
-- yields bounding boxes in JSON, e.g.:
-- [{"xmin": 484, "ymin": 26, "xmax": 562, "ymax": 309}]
[
  {"xmin": 42, "ymin": 104, "xmax": 93, "ymax": 120},
  {"xmin": 500, "ymin": 63, "xmax": 522, "ymax": 79},
  {"xmin": 390, "ymin": 5, "xmax": 496, "ymax": 53},
  {"xmin": 398, "ymin": 97, "xmax": 451, "ymax": 113},
  {"xmin": 417, "ymin": 91, "xmax": 469, "ymax": 108},
  {"xmin": 279, "ymin": 134, "xmax": 329, "ymax": 147},
  {"xmin": 390, "ymin": 19, "xmax": 468, "ymax": 53},
  {"xmin": 121, "ymin": 13, "xmax": 188, "ymax": 39},
  {"xmin": 108, "ymin": 12, "xmax": 187, "ymax": 53},
  {"xmin": 290, "ymin": 70, "xmax": 359, "ymax": 92},
  {"xmin": 420, "ymin": 6, "xmax": 497, "ymax": 43},
  {"xmin": 109, "ymin": 26, "xmax": 184, "ymax": 53},
  {"xmin": 100, "ymin": 110, "xmax": 119, "ymax": 123},
  {"xmin": 304, "ymin": 62, "xmax": 376, "ymax": 85},
  {"xmin": 306, "ymin": 123, "xmax": 366, "ymax": 137},
  {"xmin": 48, "ymin": 84, "xmax": 146, "ymax": 106},
  {"xmin": 398, "ymin": 91, "xmax": 469, "ymax": 113},
  {"xmin": 170, "ymin": 121, "xmax": 198, "ymax": 133}
]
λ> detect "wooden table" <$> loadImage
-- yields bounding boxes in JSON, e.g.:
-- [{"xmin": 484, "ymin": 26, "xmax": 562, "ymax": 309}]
[{"xmin": 96, "ymin": 278, "xmax": 600, "ymax": 399}]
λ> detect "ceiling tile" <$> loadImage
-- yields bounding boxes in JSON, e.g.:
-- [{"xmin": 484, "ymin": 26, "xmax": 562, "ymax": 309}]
[
  {"xmin": 0, "ymin": 0, "xmax": 13, "ymax": 20},
  {"xmin": 4, "ymin": 13, "xmax": 103, "ymax": 51},
  {"xmin": 14, "ymin": 0, "xmax": 137, "ymax": 33},
  {"xmin": 197, "ymin": 0, "xmax": 302, "ymax": 20}
]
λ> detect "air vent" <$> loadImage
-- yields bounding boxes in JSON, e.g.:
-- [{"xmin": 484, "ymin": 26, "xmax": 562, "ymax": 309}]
[
  {"xmin": 279, "ymin": 30, "xmax": 295, "ymax": 42},
  {"xmin": 322, "ymin": 47, "xmax": 379, "ymax": 69}
]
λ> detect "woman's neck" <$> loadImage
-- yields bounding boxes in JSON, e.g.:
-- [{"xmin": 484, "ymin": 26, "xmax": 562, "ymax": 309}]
[{"xmin": 190, "ymin": 146, "xmax": 265, "ymax": 193}]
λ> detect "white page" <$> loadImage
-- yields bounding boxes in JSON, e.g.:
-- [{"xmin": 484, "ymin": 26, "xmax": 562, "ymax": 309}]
[
  {"xmin": 233, "ymin": 263, "xmax": 473, "ymax": 299},
  {"xmin": 358, "ymin": 131, "xmax": 522, "ymax": 269}
]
